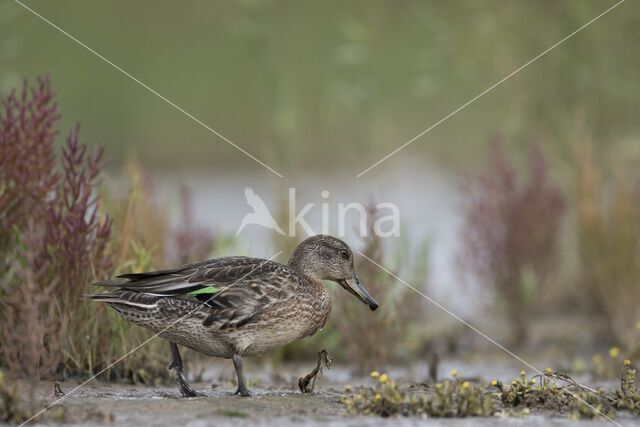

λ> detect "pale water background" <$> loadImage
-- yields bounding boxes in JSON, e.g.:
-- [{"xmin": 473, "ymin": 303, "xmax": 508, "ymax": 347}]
[{"xmin": 151, "ymin": 161, "xmax": 485, "ymax": 319}]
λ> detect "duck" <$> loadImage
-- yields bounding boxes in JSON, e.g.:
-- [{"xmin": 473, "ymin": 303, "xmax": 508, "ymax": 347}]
[{"xmin": 85, "ymin": 234, "xmax": 379, "ymax": 397}]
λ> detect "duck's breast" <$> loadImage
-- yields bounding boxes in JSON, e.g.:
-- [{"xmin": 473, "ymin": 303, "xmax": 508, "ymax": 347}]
[{"xmin": 232, "ymin": 283, "xmax": 331, "ymax": 356}]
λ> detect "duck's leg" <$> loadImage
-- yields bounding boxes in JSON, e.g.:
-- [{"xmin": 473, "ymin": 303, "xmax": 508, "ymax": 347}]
[
  {"xmin": 168, "ymin": 342, "xmax": 201, "ymax": 397},
  {"xmin": 232, "ymin": 354, "xmax": 253, "ymax": 397}
]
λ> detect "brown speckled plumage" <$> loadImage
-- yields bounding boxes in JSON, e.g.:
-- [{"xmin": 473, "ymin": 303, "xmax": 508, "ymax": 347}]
[{"xmin": 85, "ymin": 235, "xmax": 378, "ymax": 396}]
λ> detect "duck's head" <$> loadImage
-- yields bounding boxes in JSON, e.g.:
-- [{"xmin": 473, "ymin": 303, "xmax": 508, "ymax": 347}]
[{"xmin": 288, "ymin": 235, "xmax": 379, "ymax": 311}]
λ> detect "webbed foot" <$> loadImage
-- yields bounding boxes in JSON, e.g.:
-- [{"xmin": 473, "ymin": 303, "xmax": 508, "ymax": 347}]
[
  {"xmin": 233, "ymin": 385, "xmax": 254, "ymax": 397},
  {"xmin": 169, "ymin": 342, "xmax": 204, "ymax": 397},
  {"xmin": 175, "ymin": 369, "xmax": 205, "ymax": 397}
]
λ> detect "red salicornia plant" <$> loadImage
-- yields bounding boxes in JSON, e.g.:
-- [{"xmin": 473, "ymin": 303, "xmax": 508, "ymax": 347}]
[
  {"xmin": 45, "ymin": 123, "xmax": 112, "ymax": 310},
  {"xmin": 0, "ymin": 76, "xmax": 59, "ymax": 268},
  {"xmin": 0, "ymin": 76, "xmax": 113, "ymax": 386},
  {"xmin": 458, "ymin": 140, "xmax": 565, "ymax": 346}
]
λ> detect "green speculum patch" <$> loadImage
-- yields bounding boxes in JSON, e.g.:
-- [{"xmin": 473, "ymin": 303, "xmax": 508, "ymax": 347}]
[{"xmin": 188, "ymin": 286, "xmax": 219, "ymax": 295}]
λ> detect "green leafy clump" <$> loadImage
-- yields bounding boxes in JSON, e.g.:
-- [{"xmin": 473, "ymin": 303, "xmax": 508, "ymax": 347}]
[
  {"xmin": 342, "ymin": 362, "xmax": 640, "ymax": 420},
  {"xmin": 495, "ymin": 369, "xmax": 614, "ymax": 420},
  {"xmin": 612, "ymin": 362, "xmax": 640, "ymax": 414},
  {"xmin": 341, "ymin": 371, "xmax": 495, "ymax": 418},
  {"xmin": 425, "ymin": 376, "xmax": 495, "ymax": 417},
  {"xmin": 495, "ymin": 370, "xmax": 567, "ymax": 410},
  {"xmin": 341, "ymin": 373, "xmax": 424, "ymax": 417}
]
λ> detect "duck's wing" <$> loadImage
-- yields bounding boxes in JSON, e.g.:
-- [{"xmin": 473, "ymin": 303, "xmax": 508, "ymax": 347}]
[{"xmin": 91, "ymin": 256, "xmax": 299, "ymax": 330}]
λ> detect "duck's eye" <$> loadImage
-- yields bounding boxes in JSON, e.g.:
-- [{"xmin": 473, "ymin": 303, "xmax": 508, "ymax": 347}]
[{"xmin": 340, "ymin": 249, "xmax": 349, "ymax": 260}]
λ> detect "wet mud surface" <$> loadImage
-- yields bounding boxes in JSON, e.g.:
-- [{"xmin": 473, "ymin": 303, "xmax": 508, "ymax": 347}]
[{"xmin": 24, "ymin": 361, "xmax": 640, "ymax": 426}]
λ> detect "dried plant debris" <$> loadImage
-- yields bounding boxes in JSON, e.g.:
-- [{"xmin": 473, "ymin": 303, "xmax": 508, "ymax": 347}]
[
  {"xmin": 299, "ymin": 350, "xmax": 333, "ymax": 394},
  {"xmin": 54, "ymin": 382, "xmax": 66, "ymax": 398},
  {"xmin": 342, "ymin": 362, "xmax": 640, "ymax": 419}
]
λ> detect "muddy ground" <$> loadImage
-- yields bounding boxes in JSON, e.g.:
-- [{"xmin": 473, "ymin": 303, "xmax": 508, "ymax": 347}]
[
  {"xmin": 28, "ymin": 382, "xmax": 615, "ymax": 427},
  {"xmin": 20, "ymin": 360, "xmax": 640, "ymax": 426}
]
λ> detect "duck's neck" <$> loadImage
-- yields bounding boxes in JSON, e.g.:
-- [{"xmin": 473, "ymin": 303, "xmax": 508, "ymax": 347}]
[
  {"xmin": 287, "ymin": 248, "xmax": 323, "ymax": 282},
  {"xmin": 288, "ymin": 245, "xmax": 332, "ymax": 337}
]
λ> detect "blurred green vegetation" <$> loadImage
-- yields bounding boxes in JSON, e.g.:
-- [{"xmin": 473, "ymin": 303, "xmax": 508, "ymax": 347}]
[{"xmin": 2, "ymin": 0, "xmax": 640, "ymax": 176}]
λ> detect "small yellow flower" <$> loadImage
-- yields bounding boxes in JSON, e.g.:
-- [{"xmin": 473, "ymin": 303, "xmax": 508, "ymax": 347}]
[
  {"xmin": 435, "ymin": 383, "xmax": 442, "ymax": 390},
  {"xmin": 512, "ymin": 380, "xmax": 517, "ymax": 385},
  {"xmin": 491, "ymin": 380, "xmax": 497, "ymax": 386},
  {"xmin": 520, "ymin": 370, "xmax": 526, "ymax": 376},
  {"xmin": 375, "ymin": 393, "xmax": 381, "ymax": 400},
  {"xmin": 356, "ymin": 394, "xmax": 363, "ymax": 400},
  {"xmin": 370, "ymin": 371, "xmax": 380, "ymax": 378},
  {"xmin": 451, "ymin": 369, "xmax": 458, "ymax": 377},
  {"xmin": 531, "ymin": 379, "xmax": 536, "ymax": 384},
  {"xmin": 344, "ymin": 385, "xmax": 353, "ymax": 392},
  {"xmin": 624, "ymin": 359, "xmax": 631, "ymax": 367},
  {"xmin": 462, "ymin": 382, "xmax": 469, "ymax": 389},
  {"xmin": 609, "ymin": 347, "xmax": 620, "ymax": 358},
  {"xmin": 545, "ymin": 368, "xmax": 552, "ymax": 375},
  {"xmin": 636, "ymin": 321, "xmax": 640, "ymax": 330},
  {"xmin": 379, "ymin": 374, "xmax": 388, "ymax": 383}
]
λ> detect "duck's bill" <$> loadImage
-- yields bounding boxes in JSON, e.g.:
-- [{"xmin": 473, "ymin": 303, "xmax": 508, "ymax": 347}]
[{"xmin": 339, "ymin": 273, "xmax": 379, "ymax": 311}]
